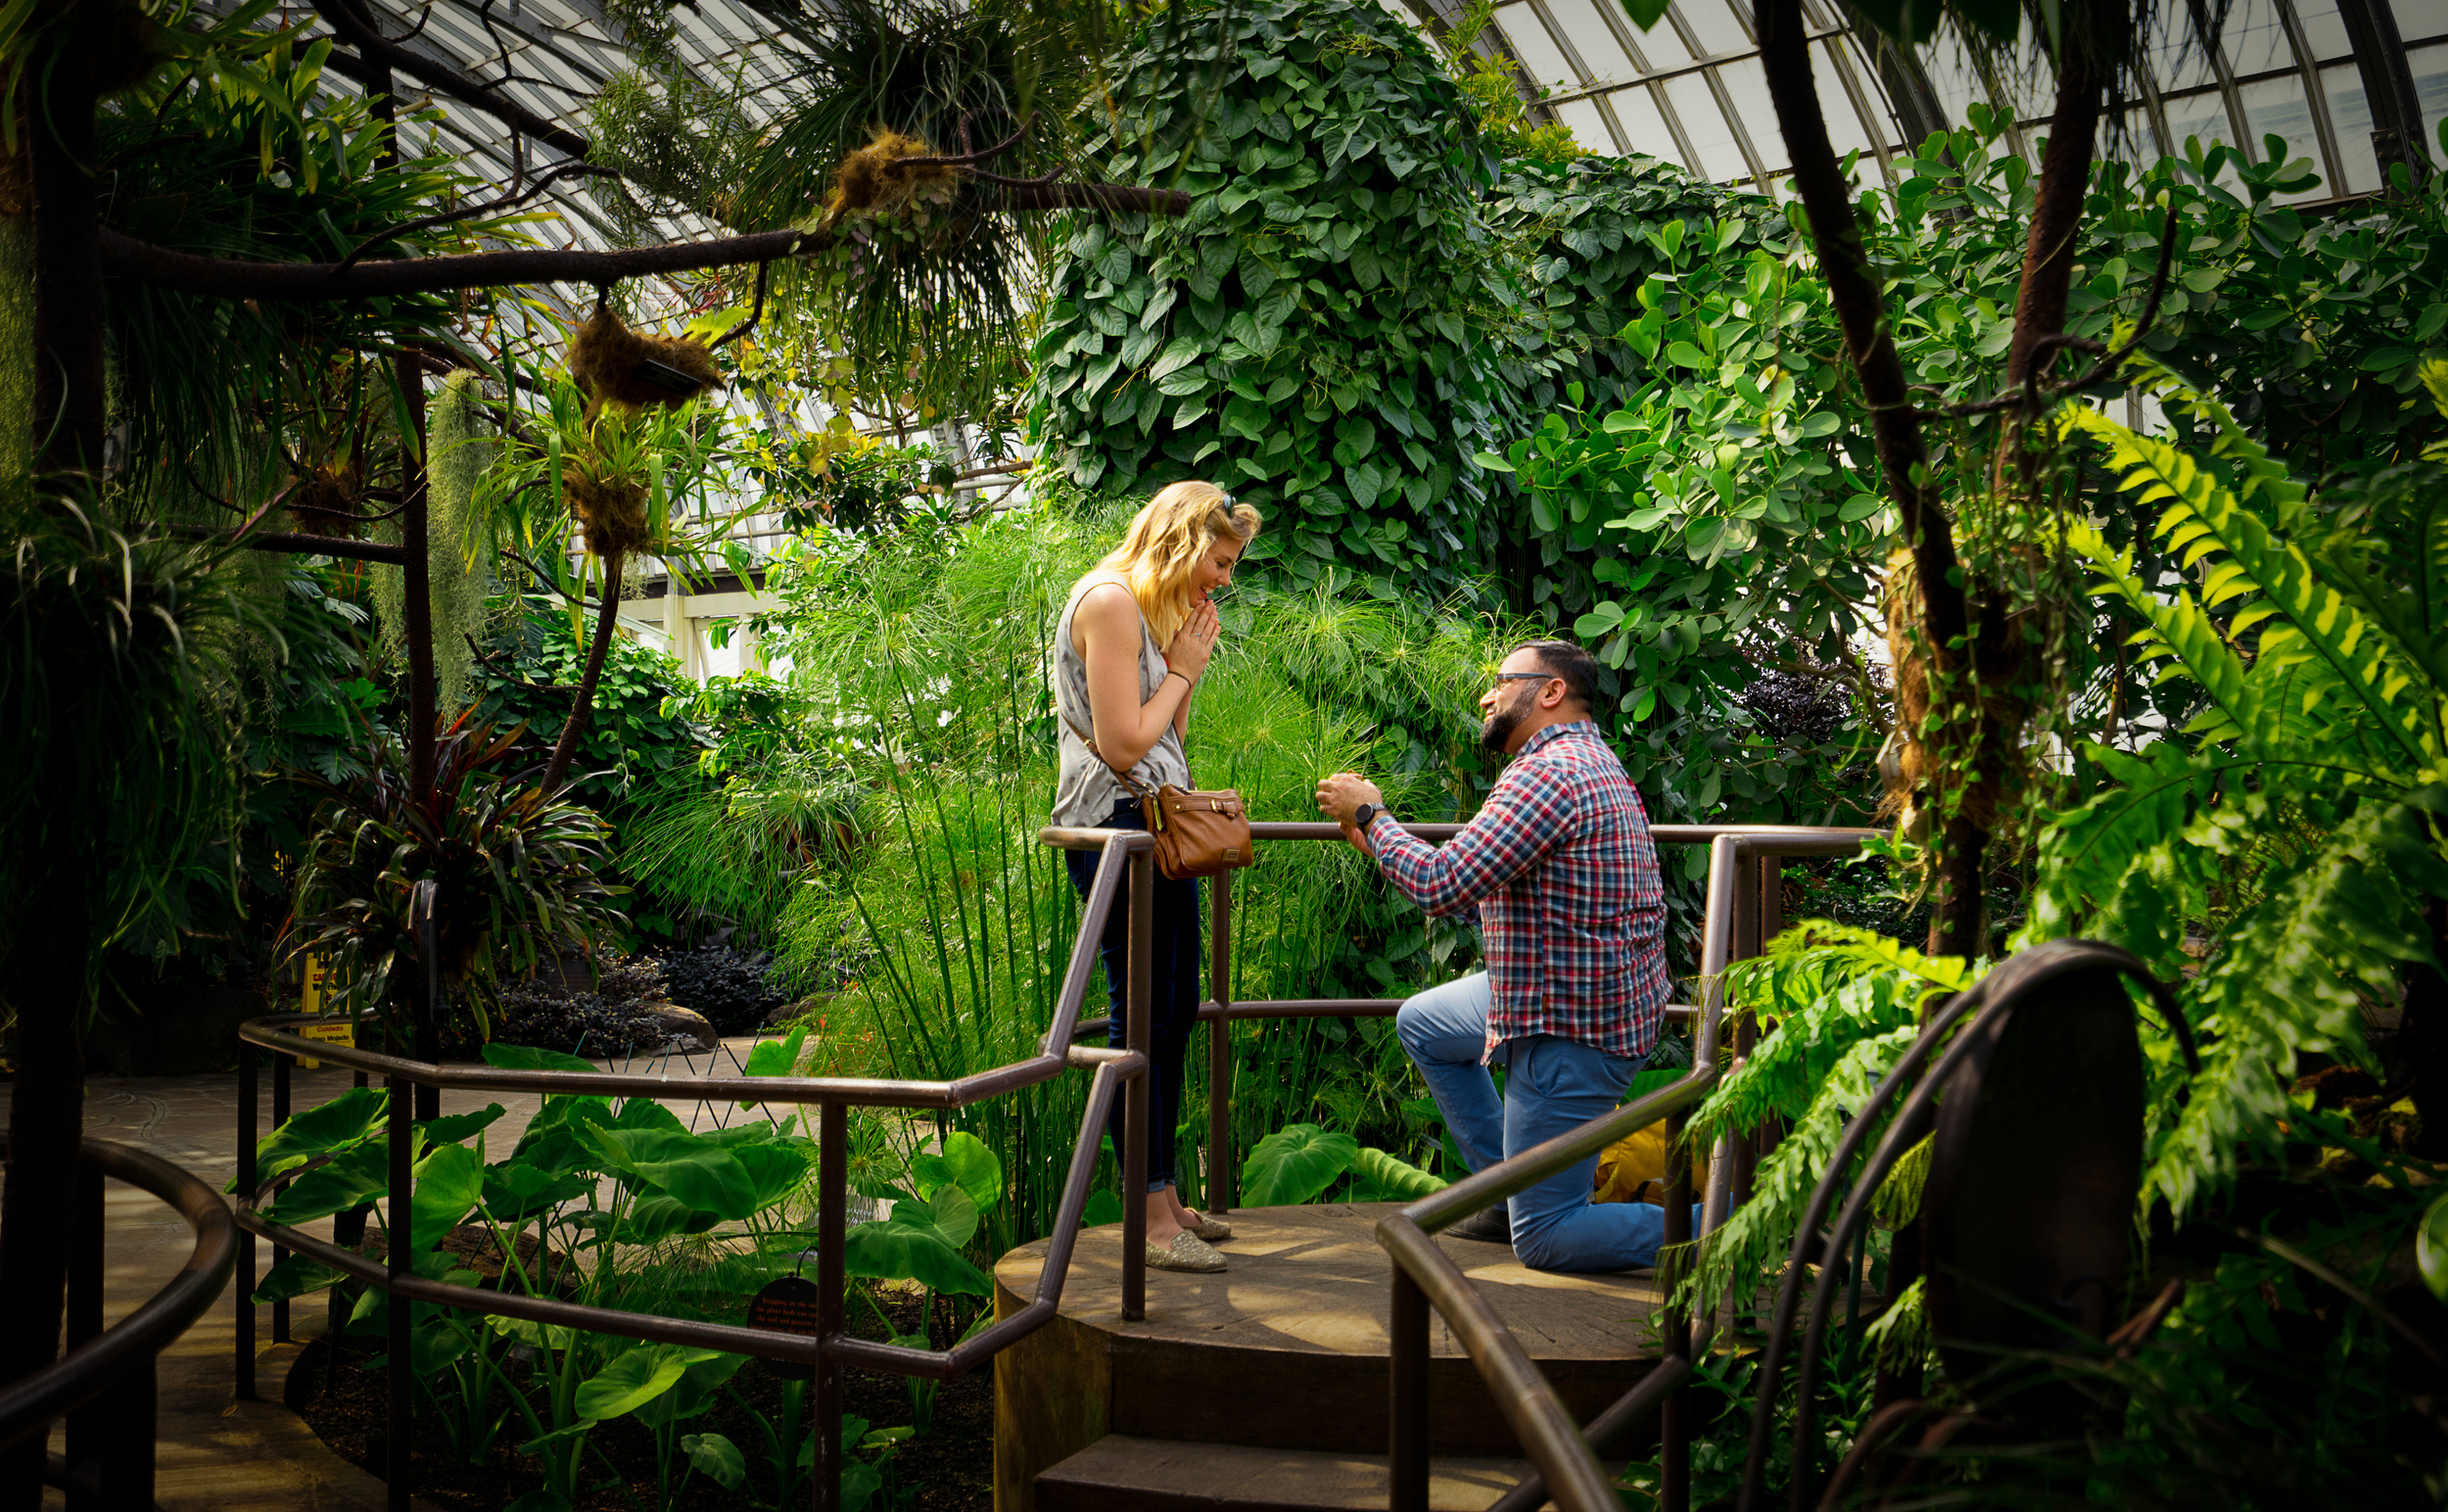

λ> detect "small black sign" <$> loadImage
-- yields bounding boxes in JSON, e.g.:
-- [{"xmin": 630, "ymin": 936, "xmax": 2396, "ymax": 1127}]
[{"xmin": 746, "ymin": 1274, "xmax": 824, "ymax": 1380}]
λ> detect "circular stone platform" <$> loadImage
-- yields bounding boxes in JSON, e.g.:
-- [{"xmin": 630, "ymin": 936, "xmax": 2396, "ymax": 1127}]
[{"xmin": 991, "ymin": 1203, "xmax": 1671, "ymax": 1511}]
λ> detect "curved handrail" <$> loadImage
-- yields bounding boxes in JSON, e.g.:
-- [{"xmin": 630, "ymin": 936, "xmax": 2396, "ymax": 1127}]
[
  {"xmin": 1374, "ymin": 827, "xmax": 1879, "ymax": 1512},
  {"xmin": 0, "ymin": 1137, "xmax": 237, "ymax": 1453}
]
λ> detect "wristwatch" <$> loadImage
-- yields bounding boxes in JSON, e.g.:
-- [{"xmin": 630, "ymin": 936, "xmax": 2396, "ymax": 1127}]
[{"xmin": 1353, "ymin": 802, "xmax": 1380, "ymax": 832}]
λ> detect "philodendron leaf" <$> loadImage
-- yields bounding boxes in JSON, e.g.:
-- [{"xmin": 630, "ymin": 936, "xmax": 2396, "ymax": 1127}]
[
  {"xmin": 842, "ymin": 1208, "xmax": 994, "ymax": 1297},
  {"xmin": 626, "ymin": 1193, "xmax": 726, "ymax": 1243},
  {"xmin": 741, "ymin": 1027, "xmax": 807, "ymax": 1080},
  {"xmin": 1241, "ymin": 1124, "xmax": 1358, "ymax": 1206},
  {"xmin": 409, "ymin": 1142, "xmax": 485, "ymax": 1241},
  {"xmin": 910, "ymin": 1131, "xmax": 1002, "ymax": 1212},
  {"xmin": 575, "ymin": 1344, "xmax": 692, "ymax": 1419},
  {"xmin": 683, "ymin": 1432, "xmax": 747, "ymax": 1490},
  {"xmin": 637, "ymin": 1349, "xmax": 751, "ymax": 1428},
  {"xmin": 244, "ymin": 1086, "xmax": 393, "ymax": 1186}
]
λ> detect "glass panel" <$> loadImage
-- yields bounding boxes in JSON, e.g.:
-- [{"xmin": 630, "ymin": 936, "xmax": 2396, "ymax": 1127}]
[
  {"xmin": 1502, "ymin": 11, "xmax": 1586, "ymax": 93},
  {"xmin": 1603, "ymin": 84, "xmax": 1689, "ymax": 168},
  {"xmin": 1626, "ymin": 8, "xmax": 1693, "ymax": 64},
  {"xmin": 2221, "ymin": 0, "xmax": 2294, "ymax": 77},
  {"xmin": 2288, "ymin": 0, "xmax": 2353, "ymax": 62},
  {"xmin": 2234, "ymin": 71, "xmax": 2331, "ymax": 199},
  {"xmin": 1671, "ymin": 0, "xmax": 1754, "ymax": 60},
  {"xmin": 1541, "ymin": 0, "xmax": 1639, "ymax": 77},
  {"xmin": 1663, "ymin": 70, "xmax": 1754, "ymax": 180},
  {"xmin": 1715, "ymin": 54, "xmax": 1789, "ymax": 168},
  {"xmin": 1918, "ymin": 31, "xmax": 1990, "ymax": 128},
  {"xmin": 1810, "ymin": 37, "xmax": 1890, "ymax": 158},
  {"xmin": 2147, "ymin": 3, "xmax": 2217, "ymax": 95},
  {"xmin": 2416, "ymin": 42, "xmax": 2448, "ymax": 148},
  {"xmin": 1555, "ymin": 96, "xmax": 1618, "ymax": 153},
  {"xmin": 2320, "ymin": 61, "xmax": 2385, "ymax": 195},
  {"xmin": 2159, "ymin": 84, "xmax": 2238, "ymax": 165}
]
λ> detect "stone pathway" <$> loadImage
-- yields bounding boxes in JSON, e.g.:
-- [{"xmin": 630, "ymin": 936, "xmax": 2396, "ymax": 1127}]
[{"xmin": 0, "ymin": 1035, "xmax": 786, "ymax": 1510}]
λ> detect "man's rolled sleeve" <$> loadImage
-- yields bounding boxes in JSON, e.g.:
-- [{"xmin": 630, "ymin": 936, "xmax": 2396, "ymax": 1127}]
[{"xmin": 1367, "ymin": 765, "xmax": 1568, "ymax": 917}]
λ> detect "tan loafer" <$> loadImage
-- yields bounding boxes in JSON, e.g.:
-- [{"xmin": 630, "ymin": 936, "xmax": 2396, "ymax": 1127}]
[
  {"xmin": 1188, "ymin": 1213, "xmax": 1234, "ymax": 1242},
  {"xmin": 1146, "ymin": 1231, "xmax": 1228, "ymax": 1273}
]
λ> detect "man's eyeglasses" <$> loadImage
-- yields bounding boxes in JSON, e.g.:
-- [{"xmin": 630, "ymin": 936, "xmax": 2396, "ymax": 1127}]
[{"xmin": 1490, "ymin": 672, "xmax": 1555, "ymax": 686}]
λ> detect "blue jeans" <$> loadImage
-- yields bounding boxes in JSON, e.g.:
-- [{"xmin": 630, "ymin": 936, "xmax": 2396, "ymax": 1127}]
[
  {"xmin": 1396, "ymin": 972, "xmax": 1687, "ymax": 1273},
  {"xmin": 1065, "ymin": 799, "xmax": 1201, "ymax": 1195}
]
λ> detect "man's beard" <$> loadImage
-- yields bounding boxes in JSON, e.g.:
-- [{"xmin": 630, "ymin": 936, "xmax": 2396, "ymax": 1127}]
[{"xmin": 1480, "ymin": 691, "xmax": 1530, "ymax": 754}]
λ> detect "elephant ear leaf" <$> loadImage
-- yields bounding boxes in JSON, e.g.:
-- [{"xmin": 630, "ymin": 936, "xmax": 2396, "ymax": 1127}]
[
  {"xmin": 928, "ymin": 1185, "xmax": 980, "ymax": 1249},
  {"xmin": 575, "ymin": 1344, "xmax": 691, "ymax": 1420},
  {"xmin": 585, "ymin": 1125, "xmax": 756, "ymax": 1220},
  {"xmin": 842, "ymin": 1207, "xmax": 992, "ymax": 1297},
  {"xmin": 484, "ymin": 1042, "xmax": 602, "ymax": 1074},
  {"xmin": 265, "ymin": 1139, "xmax": 391, "ymax": 1225},
  {"xmin": 910, "ymin": 1131, "xmax": 1002, "ymax": 1212},
  {"xmin": 1241, "ymin": 1124, "xmax": 1358, "ymax": 1206},
  {"xmin": 410, "ymin": 1142, "xmax": 486, "ymax": 1240},
  {"xmin": 241, "ymin": 1085, "xmax": 390, "ymax": 1188}
]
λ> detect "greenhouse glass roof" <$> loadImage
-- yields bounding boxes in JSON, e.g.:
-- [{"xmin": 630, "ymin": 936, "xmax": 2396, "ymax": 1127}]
[{"xmin": 289, "ymin": 0, "xmax": 2440, "ymax": 252}]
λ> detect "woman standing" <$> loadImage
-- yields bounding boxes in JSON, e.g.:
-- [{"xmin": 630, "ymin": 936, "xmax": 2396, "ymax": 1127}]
[{"xmin": 1054, "ymin": 481, "xmax": 1260, "ymax": 1274}]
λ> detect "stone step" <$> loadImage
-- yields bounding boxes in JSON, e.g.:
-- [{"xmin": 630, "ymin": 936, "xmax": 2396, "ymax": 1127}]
[
  {"xmin": 1034, "ymin": 1434, "xmax": 1607, "ymax": 1512},
  {"xmin": 993, "ymin": 1203, "xmax": 1670, "ymax": 1509}
]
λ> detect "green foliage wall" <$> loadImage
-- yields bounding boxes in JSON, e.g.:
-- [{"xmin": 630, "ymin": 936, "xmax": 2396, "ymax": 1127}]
[
  {"xmin": 1024, "ymin": 0, "xmax": 1762, "ymax": 608},
  {"xmin": 1026, "ymin": 0, "xmax": 1519, "ymax": 600}
]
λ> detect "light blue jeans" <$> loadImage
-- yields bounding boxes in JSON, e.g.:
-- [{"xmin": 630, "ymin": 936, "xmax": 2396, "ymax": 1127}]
[{"xmin": 1396, "ymin": 972, "xmax": 1688, "ymax": 1273}]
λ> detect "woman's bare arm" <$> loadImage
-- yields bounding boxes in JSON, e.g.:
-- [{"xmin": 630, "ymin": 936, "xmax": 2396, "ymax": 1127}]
[{"xmin": 1076, "ymin": 584, "xmax": 1204, "ymax": 769}]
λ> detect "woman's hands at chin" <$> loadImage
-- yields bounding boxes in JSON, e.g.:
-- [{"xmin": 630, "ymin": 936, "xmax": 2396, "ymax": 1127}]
[{"xmin": 1167, "ymin": 599, "xmax": 1221, "ymax": 680}]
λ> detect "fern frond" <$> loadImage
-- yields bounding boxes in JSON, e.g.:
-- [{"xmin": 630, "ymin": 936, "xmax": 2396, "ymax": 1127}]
[
  {"xmin": 2066, "ymin": 406, "xmax": 2437, "ymax": 770},
  {"xmin": 2066, "ymin": 520, "xmax": 2265, "ymax": 750},
  {"xmin": 2144, "ymin": 796, "xmax": 2448, "ymax": 1214},
  {"xmin": 1690, "ymin": 923, "xmax": 1969, "ymax": 1144},
  {"xmin": 1680, "ymin": 1023, "xmax": 1919, "ymax": 1312}
]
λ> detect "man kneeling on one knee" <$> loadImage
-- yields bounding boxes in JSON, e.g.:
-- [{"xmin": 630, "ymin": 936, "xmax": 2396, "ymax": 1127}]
[{"xmin": 1314, "ymin": 638, "xmax": 1691, "ymax": 1274}]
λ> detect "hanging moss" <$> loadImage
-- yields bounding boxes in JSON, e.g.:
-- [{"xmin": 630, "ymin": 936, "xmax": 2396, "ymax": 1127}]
[
  {"xmin": 427, "ymin": 373, "xmax": 493, "ymax": 715},
  {"xmin": 371, "ymin": 372, "xmax": 494, "ymax": 715}
]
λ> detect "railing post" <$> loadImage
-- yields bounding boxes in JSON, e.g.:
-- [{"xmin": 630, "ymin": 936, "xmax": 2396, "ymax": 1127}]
[
  {"xmin": 64, "ymin": 1152, "xmax": 103, "ymax": 1509},
  {"xmin": 96, "ymin": 1353, "xmax": 157, "ymax": 1512},
  {"xmin": 815, "ymin": 1098, "xmax": 847, "ymax": 1512},
  {"xmin": 1207, "ymin": 867, "xmax": 1233, "ymax": 1216},
  {"xmin": 272, "ymin": 1050, "xmax": 292, "ymax": 1345},
  {"xmin": 1659, "ymin": 1102, "xmax": 1694, "ymax": 1512},
  {"xmin": 235, "ymin": 1039, "xmax": 258, "ymax": 1401},
  {"xmin": 1123, "ymin": 849, "xmax": 1153, "ymax": 1321},
  {"xmin": 1389, "ymin": 1262, "xmax": 1430, "ymax": 1512},
  {"xmin": 386, "ymin": 1065, "xmax": 412, "ymax": 1512}
]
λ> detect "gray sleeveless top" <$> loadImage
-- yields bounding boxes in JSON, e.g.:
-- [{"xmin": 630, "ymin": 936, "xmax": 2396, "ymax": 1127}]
[{"xmin": 1052, "ymin": 580, "xmax": 1193, "ymax": 827}]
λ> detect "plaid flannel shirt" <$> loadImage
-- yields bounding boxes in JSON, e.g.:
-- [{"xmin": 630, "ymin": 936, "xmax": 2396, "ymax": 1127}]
[{"xmin": 1364, "ymin": 720, "xmax": 1671, "ymax": 1062}]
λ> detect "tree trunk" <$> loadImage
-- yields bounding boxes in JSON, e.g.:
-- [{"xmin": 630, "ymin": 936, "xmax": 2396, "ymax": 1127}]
[
  {"xmin": 0, "ymin": 884, "xmax": 91, "ymax": 1512},
  {"xmin": 2005, "ymin": 24, "xmax": 2112, "ymax": 389},
  {"xmin": 541, "ymin": 549, "xmax": 627, "ymax": 793}
]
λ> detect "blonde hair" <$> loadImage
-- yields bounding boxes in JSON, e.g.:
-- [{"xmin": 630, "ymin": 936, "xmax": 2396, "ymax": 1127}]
[{"xmin": 1093, "ymin": 481, "xmax": 1262, "ymax": 646}]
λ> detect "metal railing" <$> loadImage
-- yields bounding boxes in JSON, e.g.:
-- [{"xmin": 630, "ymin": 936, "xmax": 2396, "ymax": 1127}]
[
  {"xmin": 0, "ymin": 1136, "xmax": 240, "ymax": 1512},
  {"xmin": 233, "ymin": 819, "xmax": 1869, "ymax": 1512}
]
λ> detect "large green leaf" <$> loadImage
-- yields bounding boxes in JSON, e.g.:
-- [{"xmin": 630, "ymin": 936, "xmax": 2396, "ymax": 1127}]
[
  {"xmin": 246, "ymin": 1086, "xmax": 389, "ymax": 1186},
  {"xmin": 409, "ymin": 1142, "xmax": 485, "ymax": 1241},
  {"xmin": 636, "ymin": 1349, "xmax": 749, "ymax": 1428},
  {"xmin": 733, "ymin": 1142, "xmax": 814, "ymax": 1213},
  {"xmin": 1347, "ymin": 1146, "xmax": 1447, "ymax": 1202},
  {"xmin": 415, "ymin": 1104, "xmax": 506, "ymax": 1149},
  {"xmin": 484, "ymin": 1041, "xmax": 603, "ymax": 1073},
  {"xmin": 1241, "ymin": 1124, "xmax": 1358, "ymax": 1206},
  {"xmin": 909, "ymin": 1131, "xmax": 1001, "ymax": 1212},
  {"xmin": 575, "ymin": 1344, "xmax": 691, "ymax": 1420},
  {"xmin": 682, "ymin": 1433, "xmax": 747, "ymax": 1490},
  {"xmin": 481, "ymin": 1161, "xmax": 592, "ymax": 1221},
  {"xmin": 251, "ymin": 1252, "xmax": 343, "ymax": 1304},
  {"xmin": 586, "ymin": 1125, "xmax": 756, "ymax": 1220},
  {"xmin": 842, "ymin": 1206, "xmax": 993, "ymax": 1297},
  {"xmin": 266, "ymin": 1139, "xmax": 391, "ymax": 1226}
]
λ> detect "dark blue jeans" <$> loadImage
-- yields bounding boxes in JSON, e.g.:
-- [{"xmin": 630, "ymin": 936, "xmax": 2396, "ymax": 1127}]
[{"xmin": 1065, "ymin": 798, "xmax": 1203, "ymax": 1194}]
